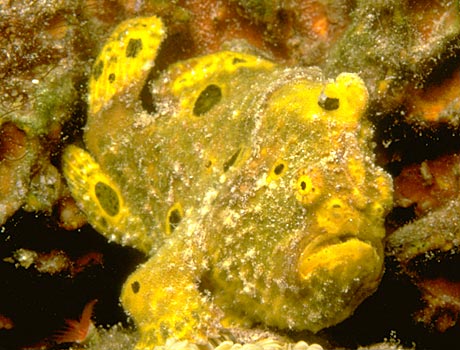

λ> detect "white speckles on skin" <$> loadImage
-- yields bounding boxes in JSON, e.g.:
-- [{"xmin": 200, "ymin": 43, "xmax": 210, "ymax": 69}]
[
  {"xmin": 245, "ymin": 247, "xmax": 256, "ymax": 260},
  {"xmin": 165, "ymin": 286, "xmax": 176, "ymax": 294},
  {"xmin": 133, "ymin": 110, "xmax": 156, "ymax": 129},
  {"xmin": 203, "ymin": 188, "xmax": 219, "ymax": 204},
  {"xmin": 272, "ymin": 277, "xmax": 290, "ymax": 294},
  {"xmin": 199, "ymin": 204, "xmax": 212, "ymax": 218},
  {"xmin": 221, "ymin": 258, "xmax": 232, "ymax": 271},
  {"xmin": 141, "ymin": 60, "xmax": 154, "ymax": 73},
  {"xmin": 199, "ymin": 188, "xmax": 219, "ymax": 217},
  {"xmin": 243, "ymin": 282, "xmax": 256, "ymax": 296},
  {"xmin": 184, "ymin": 221, "xmax": 199, "ymax": 241},
  {"xmin": 268, "ymin": 180, "xmax": 279, "ymax": 190},
  {"xmin": 12, "ymin": 177, "xmax": 27, "ymax": 196},
  {"xmin": 231, "ymin": 110, "xmax": 240, "ymax": 119},
  {"xmin": 222, "ymin": 209, "xmax": 241, "ymax": 229},
  {"xmin": 184, "ymin": 207, "xmax": 194, "ymax": 218},
  {"xmin": 251, "ymin": 203, "xmax": 263, "ymax": 215},
  {"xmin": 172, "ymin": 161, "xmax": 181, "ymax": 174},
  {"xmin": 223, "ymin": 234, "xmax": 236, "ymax": 247},
  {"xmin": 255, "ymin": 174, "xmax": 268, "ymax": 190}
]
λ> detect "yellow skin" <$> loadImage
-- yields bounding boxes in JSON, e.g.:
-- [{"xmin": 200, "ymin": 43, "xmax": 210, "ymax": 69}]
[{"xmin": 62, "ymin": 17, "xmax": 393, "ymax": 349}]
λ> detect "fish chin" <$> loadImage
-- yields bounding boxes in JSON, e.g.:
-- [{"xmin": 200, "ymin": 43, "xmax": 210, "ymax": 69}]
[{"xmin": 297, "ymin": 237, "xmax": 383, "ymax": 331}]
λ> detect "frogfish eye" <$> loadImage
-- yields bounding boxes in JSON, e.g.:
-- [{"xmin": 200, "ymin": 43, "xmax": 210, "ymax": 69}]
[{"xmin": 294, "ymin": 167, "xmax": 324, "ymax": 205}]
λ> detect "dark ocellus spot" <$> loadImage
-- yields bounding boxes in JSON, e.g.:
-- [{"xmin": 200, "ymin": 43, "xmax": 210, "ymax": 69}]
[
  {"xmin": 318, "ymin": 92, "xmax": 340, "ymax": 111},
  {"xmin": 131, "ymin": 281, "xmax": 140, "ymax": 294},
  {"xmin": 193, "ymin": 84, "xmax": 222, "ymax": 116},
  {"xmin": 300, "ymin": 181, "xmax": 307, "ymax": 191},
  {"xmin": 126, "ymin": 38, "xmax": 143, "ymax": 58},
  {"xmin": 168, "ymin": 208, "xmax": 182, "ymax": 233},
  {"xmin": 95, "ymin": 181, "xmax": 120, "ymax": 216},
  {"xmin": 274, "ymin": 163, "xmax": 285, "ymax": 175},
  {"xmin": 108, "ymin": 73, "xmax": 116, "ymax": 83},
  {"xmin": 93, "ymin": 60, "xmax": 104, "ymax": 80}
]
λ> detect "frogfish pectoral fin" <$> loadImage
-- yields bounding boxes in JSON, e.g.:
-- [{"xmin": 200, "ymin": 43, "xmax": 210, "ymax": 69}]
[
  {"xmin": 61, "ymin": 144, "xmax": 152, "ymax": 253},
  {"xmin": 121, "ymin": 239, "xmax": 221, "ymax": 348}
]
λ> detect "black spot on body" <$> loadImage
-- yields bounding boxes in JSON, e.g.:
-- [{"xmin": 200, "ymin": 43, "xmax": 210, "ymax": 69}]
[
  {"xmin": 93, "ymin": 60, "xmax": 104, "ymax": 80},
  {"xmin": 233, "ymin": 57, "xmax": 247, "ymax": 64},
  {"xmin": 223, "ymin": 149, "xmax": 241, "ymax": 172},
  {"xmin": 95, "ymin": 181, "xmax": 119, "ymax": 216},
  {"xmin": 274, "ymin": 163, "xmax": 285, "ymax": 175},
  {"xmin": 108, "ymin": 73, "xmax": 116, "ymax": 83},
  {"xmin": 193, "ymin": 84, "xmax": 222, "ymax": 116},
  {"xmin": 131, "ymin": 281, "xmax": 140, "ymax": 293},
  {"xmin": 300, "ymin": 181, "xmax": 307, "ymax": 191},
  {"xmin": 318, "ymin": 92, "xmax": 340, "ymax": 111},
  {"xmin": 168, "ymin": 208, "xmax": 182, "ymax": 233},
  {"xmin": 126, "ymin": 38, "xmax": 143, "ymax": 58}
]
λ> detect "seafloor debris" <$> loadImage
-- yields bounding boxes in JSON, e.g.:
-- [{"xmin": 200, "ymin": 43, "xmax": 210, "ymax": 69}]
[
  {"xmin": 57, "ymin": 196, "xmax": 88, "ymax": 230},
  {"xmin": 414, "ymin": 277, "xmax": 460, "ymax": 333},
  {"xmin": 0, "ymin": 122, "xmax": 38, "ymax": 225},
  {"xmin": 80, "ymin": 322, "xmax": 137, "ymax": 350},
  {"xmin": 0, "ymin": 1, "xmax": 84, "ymax": 225},
  {"xmin": 357, "ymin": 343, "xmax": 409, "ymax": 350},
  {"xmin": 227, "ymin": 0, "xmax": 353, "ymax": 65},
  {"xmin": 324, "ymin": 0, "xmax": 460, "ymax": 114},
  {"xmin": 150, "ymin": 338, "xmax": 324, "ymax": 350},
  {"xmin": 78, "ymin": 325, "xmax": 417, "ymax": 350},
  {"xmin": 387, "ymin": 199, "xmax": 460, "ymax": 265},
  {"xmin": 3, "ymin": 248, "xmax": 103, "ymax": 276},
  {"xmin": 403, "ymin": 63, "xmax": 460, "ymax": 126},
  {"xmin": 387, "ymin": 199, "xmax": 460, "ymax": 332},
  {"xmin": 84, "ymin": 327, "xmax": 324, "ymax": 350},
  {"xmin": 394, "ymin": 153, "xmax": 460, "ymax": 217}
]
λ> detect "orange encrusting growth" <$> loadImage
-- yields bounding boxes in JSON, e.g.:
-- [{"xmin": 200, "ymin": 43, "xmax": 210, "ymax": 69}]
[
  {"xmin": 394, "ymin": 153, "xmax": 460, "ymax": 216},
  {"xmin": 405, "ymin": 66, "xmax": 460, "ymax": 123}
]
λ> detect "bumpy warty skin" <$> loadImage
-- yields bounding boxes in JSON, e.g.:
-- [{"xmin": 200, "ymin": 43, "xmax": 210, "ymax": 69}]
[{"xmin": 62, "ymin": 16, "xmax": 393, "ymax": 349}]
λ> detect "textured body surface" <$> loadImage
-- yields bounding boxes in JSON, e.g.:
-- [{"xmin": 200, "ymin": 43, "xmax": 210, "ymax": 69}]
[{"xmin": 62, "ymin": 16, "xmax": 393, "ymax": 349}]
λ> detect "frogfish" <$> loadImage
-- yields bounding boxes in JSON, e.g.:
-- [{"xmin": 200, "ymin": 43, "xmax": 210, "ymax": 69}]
[{"xmin": 62, "ymin": 16, "xmax": 393, "ymax": 349}]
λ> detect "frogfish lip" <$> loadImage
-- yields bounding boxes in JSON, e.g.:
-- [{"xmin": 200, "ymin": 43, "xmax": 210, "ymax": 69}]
[
  {"xmin": 298, "ymin": 235, "xmax": 383, "ymax": 316},
  {"xmin": 298, "ymin": 236, "xmax": 381, "ymax": 280}
]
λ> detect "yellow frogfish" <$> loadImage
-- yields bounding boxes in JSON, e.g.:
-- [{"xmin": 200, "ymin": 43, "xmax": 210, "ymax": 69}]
[{"xmin": 62, "ymin": 16, "xmax": 393, "ymax": 349}]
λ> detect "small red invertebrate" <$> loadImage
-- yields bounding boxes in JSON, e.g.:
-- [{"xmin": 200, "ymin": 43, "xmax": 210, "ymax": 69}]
[
  {"xmin": 0, "ymin": 314, "xmax": 14, "ymax": 330},
  {"xmin": 54, "ymin": 299, "xmax": 97, "ymax": 344}
]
